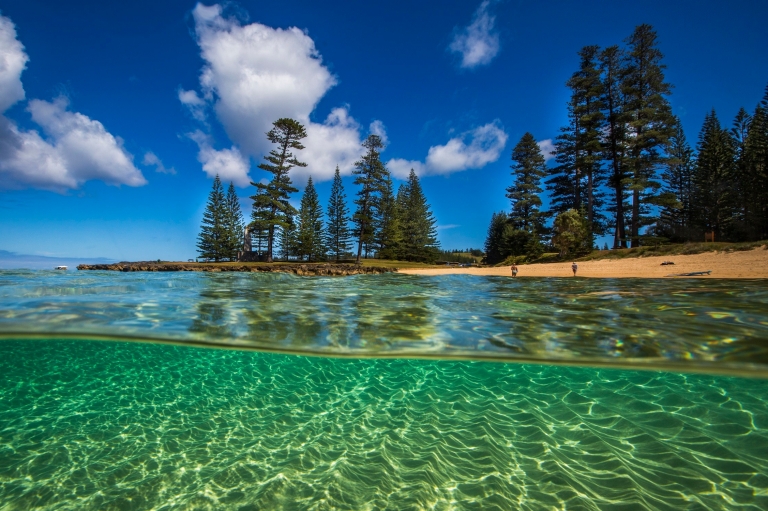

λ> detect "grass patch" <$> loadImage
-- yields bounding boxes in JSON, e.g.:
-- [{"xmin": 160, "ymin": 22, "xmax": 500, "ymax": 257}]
[{"xmin": 577, "ymin": 240, "xmax": 768, "ymax": 261}]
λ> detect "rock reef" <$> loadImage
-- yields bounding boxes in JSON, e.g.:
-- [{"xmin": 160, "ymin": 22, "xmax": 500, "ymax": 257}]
[{"xmin": 76, "ymin": 262, "xmax": 395, "ymax": 276}]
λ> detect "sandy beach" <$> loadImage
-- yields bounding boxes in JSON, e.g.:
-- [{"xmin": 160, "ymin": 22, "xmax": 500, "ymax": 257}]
[{"xmin": 398, "ymin": 247, "xmax": 768, "ymax": 279}]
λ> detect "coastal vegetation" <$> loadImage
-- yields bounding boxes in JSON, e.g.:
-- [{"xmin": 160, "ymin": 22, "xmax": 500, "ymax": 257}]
[
  {"xmin": 485, "ymin": 23, "xmax": 768, "ymax": 264},
  {"xmin": 198, "ymin": 123, "xmax": 441, "ymax": 264}
]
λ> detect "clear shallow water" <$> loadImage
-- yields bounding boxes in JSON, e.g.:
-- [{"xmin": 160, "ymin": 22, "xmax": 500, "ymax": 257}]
[
  {"xmin": 1, "ymin": 270, "xmax": 768, "ymax": 374},
  {"xmin": 1, "ymin": 339, "xmax": 767, "ymax": 510},
  {"xmin": 2, "ymin": 270, "xmax": 768, "ymax": 509}
]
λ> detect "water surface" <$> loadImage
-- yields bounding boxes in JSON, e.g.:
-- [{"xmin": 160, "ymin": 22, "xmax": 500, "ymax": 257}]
[{"xmin": 1, "ymin": 270, "xmax": 767, "ymax": 374}]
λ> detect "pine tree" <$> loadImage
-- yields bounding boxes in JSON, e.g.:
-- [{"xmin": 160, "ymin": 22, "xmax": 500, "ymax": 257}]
[
  {"xmin": 250, "ymin": 118, "xmax": 306, "ymax": 262},
  {"xmin": 398, "ymin": 169, "xmax": 439, "ymax": 262},
  {"xmin": 277, "ymin": 215, "xmax": 298, "ymax": 261},
  {"xmin": 483, "ymin": 211, "xmax": 509, "ymax": 265},
  {"xmin": 295, "ymin": 177, "xmax": 326, "ymax": 262},
  {"xmin": 693, "ymin": 110, "xmax": 736, "ymax": 239},
  {"xmin": 552, "ymin": 209, "xmax": 590, "ymax": 257},
  {"xmin": 599, "ymin": 45, "xmax": 630, "ymax": 248},
  {"xmin": 730, "ymin": 108, "xmax": 752, "ymax": 239},
  {"xmin": 375, "ymin": 175, "xmax": 402, "ymax": 259},
  {"xmin": 622, "ymin": 24, "xmax": 676, "ymax": 247},
  {"xmin": 197, "ymin": 175, "xmax": 227, "ymax": 262},
  {"xmin": 326, "ymin": 166, "xmax": 352, "ymax": 261},
  {"xmin": 352, "ymin": 134, "xmax": 388, "ymax": 263},
  {"xmin": 249, "ymin": 187, "xmax": 271, "ymax": 257},
  {"xmin": 743, "ymin": 85, "xmax": 768, "ymax": 240},
  {"xmin": 659, "ymin": 119, "xmax": 695, "ymax": 241},
  {"xmin": 506, "ymin": 133, "xmax": 547, "ymax": 257},
  {"xmin": 224, "ymin": 182, "xmax": 244, "ymax": 261},
  {"xmin": 548, "ymin": 46, "xmax": 606, "ymax": 240}
]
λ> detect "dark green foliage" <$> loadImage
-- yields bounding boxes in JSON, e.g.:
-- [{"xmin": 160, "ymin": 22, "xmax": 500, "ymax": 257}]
[
  {"xmin": 484, "ymin": 211, "xmax": 508, "ymax": 265},
  {"xmin": 658, "ymin": 119, "xmax": 696, "ymax": 241},
  {"xmin": 375, "ymin": 175, "xmax": 402, "ymax": 260},
  {"xmin": 295, "ymin": 177, "xmax": 326, "ymax": 262},
  {"xmin": 398, "ymin": 169, "xmax": 439, "ymax": 262},
  {"xmin": 249, "ymin": 186, "xmax": 271, "ymax": 256},
  {"xmin": 507, "ymin": 133, "xmax": 547, "ymax": 257},
  {"xmin": 277, "ymin": 215, "xmax": 298, "ymax": 261},
  {"xmin": 622, "ymin": 24, "xmax": 676, "ymax": 247},
  {"xmin": 693, "ymin": 110, "xmax": 736, "ymax": 238},
  {"xmin": 599, "ymin": 45, "xmax": 631, "ymax": 248},
  {"xmin": 325, "ymin": 166, "xmax": 352, "ymax": 261},
  {"xmin": 250, "ymin": 118, "xmax": 306, "ymax": 262},
  {"xmin": 552, "ymin": 209, "xmax": 591, "ymax": 257},
  {"xmin": 742, "ymin": 85, "xmax": 768, "ymax": 240},
  {"xmin": 352, "ymin": 135, "xmax": 388, "ymax": 262},
  {"xmin": 197, "ymin": 175, "xmax": 227, "ymax": 262},
  {"xmin": 223, "ymin": 182, "xmax": 244, "ymax": 260}
]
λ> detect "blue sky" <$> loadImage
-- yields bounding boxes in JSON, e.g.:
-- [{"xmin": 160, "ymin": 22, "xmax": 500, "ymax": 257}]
[{"xmin": 1, "ymin": 0, "xmax": 767, "ymax": 263}]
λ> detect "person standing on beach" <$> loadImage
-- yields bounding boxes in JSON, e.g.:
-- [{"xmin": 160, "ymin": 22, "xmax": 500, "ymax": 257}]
[
  {"xmin": 511, "ymin": 264, "xmax": 518, "ymax": 277},
  {"xmin": 571, "ymin": 262, "xmax": 578, "ymax": 276}
]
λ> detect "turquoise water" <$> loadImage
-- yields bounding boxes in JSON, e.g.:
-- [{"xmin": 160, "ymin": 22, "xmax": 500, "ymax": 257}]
[
  {"xmin": 2, "ymin": 271, "xmax": 768, "ymax": 373},
  {"xmin": 2, "ymin": 270, "xmax": 768, "ymax": 509}
]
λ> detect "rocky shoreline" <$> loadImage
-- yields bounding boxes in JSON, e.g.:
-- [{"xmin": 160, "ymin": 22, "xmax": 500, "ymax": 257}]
[{"xmin": 76, "ymin": 262, "xmax": 395, "ymax": 276}]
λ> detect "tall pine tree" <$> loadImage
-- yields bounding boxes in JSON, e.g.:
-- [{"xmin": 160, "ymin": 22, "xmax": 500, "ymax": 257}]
[
  {"xmin": 296, "ymin": 177, "xmax": 326, "ymax": 262},
  {"xmin": 548, "ymin": 45, "xmax": 606, "ymax": 242},
  {"xmin": 622, "ymin": 24, "xmax": 676, "ymax": 247},
  {"xmin": 599, "ymin": 45, "xmax": 630, "ymax": 248},
  {"xmin": 743, "ymin": 85, "xmax": 768, "ymax": 240},
  {"xmin": 375, "ymin": 175, "xmax": 402, "ymax": 259},
  {"xmin": 398, "ymin": 169, "xmax": 439, "ymax": 262},
  {"xmin": 197, "ymin": 175, "xmax": 227, "ymax": 262},
  {"xmin": 693, "ymin": 110, "xmax": 736, "ymax": 239},
  {"xmin": 326, "ymin": 166, "xmax": 352, "ymax": 261},
  {"xmin": 224, "ymin": 182, "xmax": 244, "ymax": 261},
  {"xmin": 250, "ymin": 118, "xmax": 306, "ymax": 262},
  {"xmin": 352, "ymin": 134, "xmax": 388, "ymax": 263},
  {"xmin": 507, "ymin": 133, "xmax": 547, "ymax": 257},
  {"xmin": 659, "ymin": 119, "xmax": 695, "ymax": 241},
  {"xmin": 483, "ymin": 211, "xmax": 509, "ymax": 265}
]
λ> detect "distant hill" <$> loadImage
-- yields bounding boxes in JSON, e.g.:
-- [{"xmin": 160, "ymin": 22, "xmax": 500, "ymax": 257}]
[{"xmin": 0, "ymin": 250, "xmax": 116, "ymax": 270}]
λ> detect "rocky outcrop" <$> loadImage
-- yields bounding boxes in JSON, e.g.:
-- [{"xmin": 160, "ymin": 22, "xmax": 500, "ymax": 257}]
[{"xmin": 76, "ymin": 262, "xmax": 395, "ymax": 276}]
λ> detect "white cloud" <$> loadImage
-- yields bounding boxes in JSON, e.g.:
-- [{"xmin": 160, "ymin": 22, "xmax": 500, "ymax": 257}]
[
  {"xmin": 182, "ymin": 3, "xmax": 369, "ymax": 184},
  {"xmin": 187, "ymin": 130, "xmax": 250, "ymax": 186},
  {"xmin": 178, "ymin": 89, "xmax": 207, "ymax": 122},
  {"xmin": 143, "ymin": 151, "xmax": 176, "ymax": 175},
  {"xmin": 368, "ymin": 119, "xmax": 388, "ymax": 147},
  {"xmin": 387, "ymin": 122, "xmax": 507, "ymax": 179},
  {"xmin": 537, "ymin": 139, "xmax": 556, "ymax": 162},
  {"xmin": 0, "ymin": 14, "xmax": 145, "ymax": 192},
  {"xmin": 387, "ymin": 158, "xmax": 425, "ymax": 180},
  {"xmin": 449, "ymin": 1, "xmax": 500, "ymax": 69},
  {"xmin": 299, "ymin": 107, "xmax": 364, "ymax": 184},
  {"xmin": 0, "ymin": 16, "xmax": 27, "ymax": 113},
  {"xmin": 437, "ymin": 224, "xmax": 460, "ymax": 230}
]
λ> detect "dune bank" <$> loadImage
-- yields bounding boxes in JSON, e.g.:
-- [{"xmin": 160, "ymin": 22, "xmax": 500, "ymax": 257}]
[{"xmin": 398, "ymin": 247, "xmax": 768, "ymax": 279}]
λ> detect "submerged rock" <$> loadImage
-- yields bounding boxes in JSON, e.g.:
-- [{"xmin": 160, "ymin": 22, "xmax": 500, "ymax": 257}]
[{"xmin": 76, "ymin": 262, "xmax": 395, "ymax": 276}]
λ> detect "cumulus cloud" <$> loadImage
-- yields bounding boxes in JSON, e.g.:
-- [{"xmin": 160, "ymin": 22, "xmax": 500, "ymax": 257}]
[
  {"xmin": 537, "ymin": 138, "xmax": 556, "ymax": 162},
  {"xmin": 187, "ymin": 130, "xmax": 250, "ymax": 186},
  {"xmin": 178, "ymin": 89, "xmax": 207, "ymax": 122},
  {"xmin": 449, "ymin": 0, "xmax": 500, "ymax": 69},
  {"xmin": 368, "ymin": 119, "xmax": 388, "ymax": 148},
  {"xmin": 0, "ymin": 16, "xmax": 28, "ymax": 112},
  {"xmin": 388, "ymin": 122, "xmax": 507, "ymax": 179},
  {"xmin": 0, "ymin": 15, "xmax": 145, "ymax": 191},
  {"xmin": 182, "ymin": 3, "xmax": 369, "ymax": 184},
  {"xmin": 143, "ymin": 151, "xmax": 176, "ymax": 174}
]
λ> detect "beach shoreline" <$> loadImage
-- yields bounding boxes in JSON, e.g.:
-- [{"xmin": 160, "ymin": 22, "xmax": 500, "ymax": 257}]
[{"xmin": 397, "ymin": 247, "xmax": 768, "ymax": 279}]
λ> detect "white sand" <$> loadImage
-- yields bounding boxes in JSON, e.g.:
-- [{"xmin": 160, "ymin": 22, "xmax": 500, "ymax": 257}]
[{"xmin": 397, "ymin": 247, "xmax": 768, "ymax": 279}]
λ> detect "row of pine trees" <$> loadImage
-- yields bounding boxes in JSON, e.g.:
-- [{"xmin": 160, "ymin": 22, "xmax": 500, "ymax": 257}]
[
  {"xmin": 486, "ymin": 23, "xmax": 768, "ymax": 264},
  {"xmin": 198, "ymin": 119, "xmax": 440, "ymax": 263}
]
